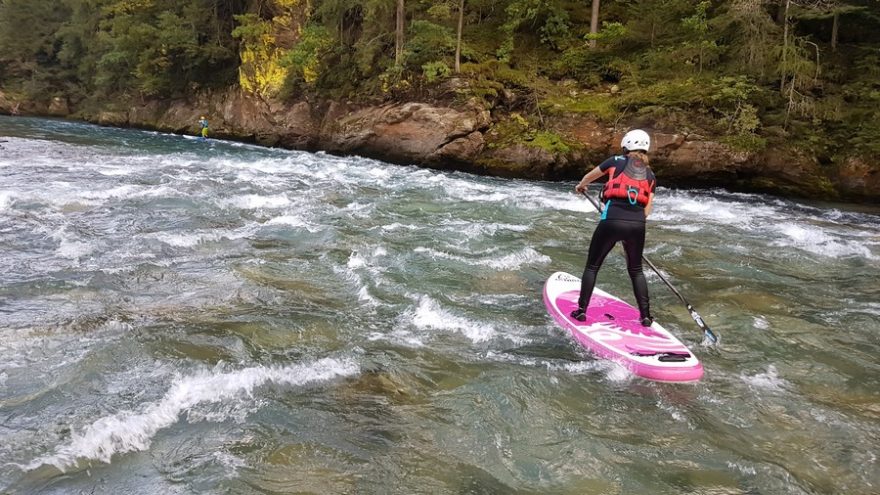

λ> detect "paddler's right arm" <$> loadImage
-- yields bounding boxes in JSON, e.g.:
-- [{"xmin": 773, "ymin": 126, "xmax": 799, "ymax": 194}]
[{"xmin": 574, "ymin": 166, "xmax": 605, "ymax": 194}]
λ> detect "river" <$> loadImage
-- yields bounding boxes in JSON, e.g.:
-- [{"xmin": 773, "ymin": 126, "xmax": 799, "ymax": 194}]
[{"xmin": 1, "ymin": 116, "xmax": 878, "ymax": 494}]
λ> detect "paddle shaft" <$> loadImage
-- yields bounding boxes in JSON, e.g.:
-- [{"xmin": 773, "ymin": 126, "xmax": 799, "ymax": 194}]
[{"xmin": 580, "ymin": 190, "xmax": 719, "ymax": 344}]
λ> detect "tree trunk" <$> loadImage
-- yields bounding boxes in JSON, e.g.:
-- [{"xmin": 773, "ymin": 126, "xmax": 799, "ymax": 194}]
[
  {"xmin": 831, "ymin": 11, "xmax": 839, "ymax": 51},
  {"xmin": 455, "ymin": 0, "xmax": 464, "ymax": 72},
  {"xmin": 805, "ymin": 40, "xmax": 820, "ymax": 83},
  {"xmin": 780, "ymin": 0, "xmax": 790, "ymax": 94},
  {"xmin": 395, "ymin": 0, "xmax": 405, "ymax": 64},
  {"xmin": 589, "ymin": 0, "xmax": 600, "ymax": 49},
  {"xmin": 784, "ymin": 73, "xmax": 796, "ymax": 129}
]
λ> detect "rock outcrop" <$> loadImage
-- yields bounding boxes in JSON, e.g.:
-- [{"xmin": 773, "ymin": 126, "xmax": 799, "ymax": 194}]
[
  {"xmin": 834, "ymin": 157, "xmax": 880, "ymax": 202},
  {"xmin": 321, "ymin": 102, "xmax": 491, "ymax": 165}
]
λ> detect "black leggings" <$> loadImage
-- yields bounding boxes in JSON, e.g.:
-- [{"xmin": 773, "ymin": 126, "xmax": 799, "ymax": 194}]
[{"xmin": 577, "ymin": 219, "xmax": 651, "ymax": 318}]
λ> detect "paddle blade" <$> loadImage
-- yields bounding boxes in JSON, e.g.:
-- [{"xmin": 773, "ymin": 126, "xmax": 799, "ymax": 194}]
[{"xmin": 688, "ymin": 306, "xmax": 719, "ymax": 345}]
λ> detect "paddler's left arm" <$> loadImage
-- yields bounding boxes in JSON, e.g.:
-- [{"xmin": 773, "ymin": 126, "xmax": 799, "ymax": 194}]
[{"xmin": 644, "ymin": 173, "xmax": 657, "ymax": 218}]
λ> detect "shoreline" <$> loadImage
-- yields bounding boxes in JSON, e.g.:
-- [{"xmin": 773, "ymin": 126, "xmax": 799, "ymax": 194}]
[{"xmin": 2, "ymin": 89, "xmax": 878, "ymax": 204}]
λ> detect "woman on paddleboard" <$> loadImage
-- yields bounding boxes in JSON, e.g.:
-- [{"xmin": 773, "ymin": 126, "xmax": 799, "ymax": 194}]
[{"xmin": 570, "ymin": 129, "xmax": 656, "ymax": 327}]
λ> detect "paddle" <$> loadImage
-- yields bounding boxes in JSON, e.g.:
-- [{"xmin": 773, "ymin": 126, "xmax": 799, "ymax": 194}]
[{"xmin": 580, "ymin": 190, "xmax": 719, "ymax": 345}]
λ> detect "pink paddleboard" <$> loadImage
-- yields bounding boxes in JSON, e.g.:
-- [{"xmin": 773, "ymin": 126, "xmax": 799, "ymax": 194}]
[{"xmin": 543, "ymin": 271, "xmax": 703, "ymax": 383}]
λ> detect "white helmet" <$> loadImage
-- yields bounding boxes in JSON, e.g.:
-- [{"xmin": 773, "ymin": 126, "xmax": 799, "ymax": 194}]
[{"xmin": 621, "ymin": 129, "xmax": 650, "ymax": 152}]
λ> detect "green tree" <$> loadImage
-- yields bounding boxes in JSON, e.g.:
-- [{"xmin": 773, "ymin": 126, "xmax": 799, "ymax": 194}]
[
  {"xmin": 281, "ymin": 24, "xmax": 334, "ymax": 87},
  {"xmin": 423, "ymin": 0, "xmax": 469, "ymax": 72},
  {"xmin": 621, "ymin": 0, "xmax": 692, "ymax": 48},
  {"xmin": 680, "ymin": 1, "xmax": 718, "ymax": 73},
  {"xmin": 0, "ymin": 0, "xmax": 72, "ymax": 94},
  {"xmin": 718, "ymin": 0, "xmax": 779, "ymax": 79},
  {"xmin": 54, "ymin": 0, "xmax": 103, "ymax": 94},
  {"xmin": 315, "ymin": 0, "xmax": 397, "ymax": 77},
  {"xmin": 497, "ymin": 0, "xmax": 571, "ymax": 62}
]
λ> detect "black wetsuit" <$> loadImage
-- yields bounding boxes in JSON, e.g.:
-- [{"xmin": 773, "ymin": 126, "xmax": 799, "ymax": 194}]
[{"xmin": 575, "ymin": 155, "xmax": 656, "ymax": 321}]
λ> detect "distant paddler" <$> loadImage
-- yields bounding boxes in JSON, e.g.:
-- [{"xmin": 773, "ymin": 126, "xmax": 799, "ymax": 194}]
[{"xmin": 197, "ymin": 115, "xmax": 209, "ymax": 139}]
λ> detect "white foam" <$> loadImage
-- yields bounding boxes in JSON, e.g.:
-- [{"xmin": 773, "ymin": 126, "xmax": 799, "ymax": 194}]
[
  {"xmin": 450, "ymin": 191, "xmax": 509, "ymax": 203},
  {"xmin": 212, "ymin": 450, "xmax": 248, "ymax": 476},
  {"xmin": 366, "ymin": 330, "xmax": 425, "ymax": 347},
  {"xmin": 343, "ymin": 201, "xmax": 374, "ymax": 218},
  {"xmin": 139, "ymin": 185, "xmax": 180, "ymax": 199},
  {"xmin": 547, "ymin": 357, "xmax": 634, "ymax": 382},
  {"xmin": 379, "ymin": 223, "xmax": 420, "ymax": 232},
  {"xmin": 265, "ymin": 215, "xmax": 307, "ymax": 227},
  {"xmin": 347, "ymin": 251, "xmax": 368, "ymax": 269},
  {"xmin": 433, "ymin": 178, "xmax": 501, "ymax": 200},
  {"xmin": 753, "ymin": 316, "xmax": 770, "ymax": 330},
  {"xmin": 772, "ymin": 224, "xmax": 877, "ymax": 260},
  {"xmin": 439, "ymin": 220, "xmax": 531, "ymax": 238},
  {"xmin": 223, "ymin": 157, "xmax": 300, "ymax": 175},
  {"xmin": 485, "ymin": 248, "xmax": 550, "ymax": 270},
  {"xmin": 15, "ymin": 181, "xmax": 178, "ymax": 211},
  {"xmin": 0, "ymin": 190, "xmax": 12, "ymax": 210},
  {"xmin": 146, "ymin": 226, "xmax": 254, "ymax": 248},
  {"xmin": 656, "ymin": 400, "xmax": 690, "ymax": 425},
  {"xmin": 96, "ymin": 166, "xmax": 135, "ymax": 177},
  {"xmin": 333, "ymin": 249, "xmax": 385, "ymax": 306},
  {"xmin": 264, "ymin": 212, "xmax": 322, "ymax": 233},
  {"xmin": 413, "ymin": 246, "xmax": 549, "ymax": 270},
  {"xmin": 649, "ymin": 193, "xmax": 778, "ymax": 231},
  {"xmin": 80, "ymin": 184, "xmax": 141, "ymax": 201},
  {"xmin": 660, "ymin": 224, "xmax": 702, "ymax": 233},
  {"xmin": 149, "ymin": 232, "xmax": 218, "ymax": 248},
  {"xmin": 0, "ymin": 320, "xmax": 131, "ymax": 386},
  {"xmin": 225, "ymin": 194, "xmax": 291, "ymax": 209},
  {"xmin": 484, "ymin": 351, "xmax": 633, "ymax": 382},
  {"xmin": 726, "ymin": 461, "xmax": 757, "ymax": 476},
  {"xmin": 356, "ymin": 285, "xmax": 378, "ymax": 304},
  {"xmin": 411, "ymin": 296, "xmax": 495, "ymax": 343},
  {"xmin": 23, "ymin": 357, "xmax": 358, "ymax": 471},
  {"xmin": 55, "ymin": 238, "xmax": 95, "ymax": 260},
  {"xmin": 742, "ymin": 365, "xmax": 788, "ymax": 392},
  {"xmin": 414, "ymin": 247, "xmax": 474, "ymax": 264},
  {"xmin": 513, "ymin": 193, "xmax": 595, "ymax": 213},
  {"xmin": 650, "ymin": 192, "xmax": 880, "ymax": 262},
  {"xmin": 367, "ymin": 168, "xmax": 392, "ymax": 180}
]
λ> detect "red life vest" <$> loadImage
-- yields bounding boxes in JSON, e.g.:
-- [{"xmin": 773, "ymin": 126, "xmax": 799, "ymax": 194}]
[{"xmin": 601, "ymin": 156, "xmax": 654, "ymax": 206}]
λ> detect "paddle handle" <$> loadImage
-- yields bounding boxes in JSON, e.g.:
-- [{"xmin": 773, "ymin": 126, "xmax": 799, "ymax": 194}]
[{"xmin": 579, "ymin": 190, "xmax": 718, "ymax": 344}]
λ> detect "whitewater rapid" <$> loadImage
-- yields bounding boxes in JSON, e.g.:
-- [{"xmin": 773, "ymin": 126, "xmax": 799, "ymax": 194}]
[{"xmin": 1, "ymin": 116, "xmax": 878, "ymax": 494}]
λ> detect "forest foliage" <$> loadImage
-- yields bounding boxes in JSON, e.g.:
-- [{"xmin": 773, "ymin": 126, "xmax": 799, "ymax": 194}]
[{"xmin": 1, "ymin": 0, "xmax": 878, "ymax": 158}]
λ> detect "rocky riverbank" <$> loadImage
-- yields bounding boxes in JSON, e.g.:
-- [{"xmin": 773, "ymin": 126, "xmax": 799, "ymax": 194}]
[{"xmin": 2, "ymin": 88, "xmax": 877, "ymax": 202}]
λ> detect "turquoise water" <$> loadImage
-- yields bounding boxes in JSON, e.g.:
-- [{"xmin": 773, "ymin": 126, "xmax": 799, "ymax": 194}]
[{"xmin": 1, "ymin": 116, "xmax": 878, "ymax": 494}]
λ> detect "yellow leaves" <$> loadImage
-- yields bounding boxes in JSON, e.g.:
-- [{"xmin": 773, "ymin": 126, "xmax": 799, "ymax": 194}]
[
  {"xmin": 510, "ymin": 112, "xmax": 529, "ymax": 128},
  {"xmin": 235, "ymin": 2, "xmax": 311, "ymax": 96},
  {"xmin": 238, "ymin": 44, "xmax": 288, "ymax": 96},
  {"xmin": 302, "ymin": 64, "xmax": 319, "ymax": 85},
  {"xmin": 237, "ymin": 24, "xmax": 284, "ymax": 96}
]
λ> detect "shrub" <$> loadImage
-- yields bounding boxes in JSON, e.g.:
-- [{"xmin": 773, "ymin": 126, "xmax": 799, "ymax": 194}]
[{"xmin": 422, "ymin": 61, "xmax": 451, "ymax": 83}]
